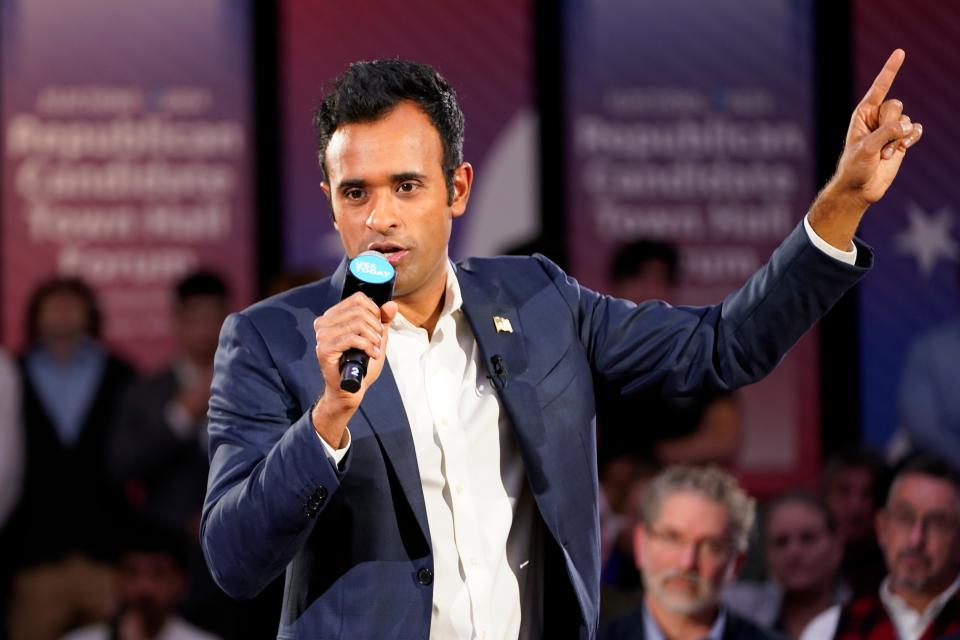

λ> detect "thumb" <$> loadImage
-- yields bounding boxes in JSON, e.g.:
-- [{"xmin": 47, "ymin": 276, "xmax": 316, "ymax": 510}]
[
  {"xmin": 380, "ymin": 301, "xmax": 399, "ymax": 324},
  {"xmin": 862, "ymin": 120, "xmax": 913, "ymax": 156}
]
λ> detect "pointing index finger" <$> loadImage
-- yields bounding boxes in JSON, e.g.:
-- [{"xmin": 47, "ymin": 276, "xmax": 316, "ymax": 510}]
[{"xmin": 861, "ymin": 49, "xmax": 905, "ymax": 108}]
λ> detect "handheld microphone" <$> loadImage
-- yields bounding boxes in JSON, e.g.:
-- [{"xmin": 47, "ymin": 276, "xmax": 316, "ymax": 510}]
[{"xmin": 339, "ymin": 250, "xmax": 396, "ymax": 393}]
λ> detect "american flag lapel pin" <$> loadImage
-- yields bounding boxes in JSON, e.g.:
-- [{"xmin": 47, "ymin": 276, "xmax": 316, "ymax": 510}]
[{"xmin": 493, "ymin": 316, "xmax": 513, "ymax": 333}]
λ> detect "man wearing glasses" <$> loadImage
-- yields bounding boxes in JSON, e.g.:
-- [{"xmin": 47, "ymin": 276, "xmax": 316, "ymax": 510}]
[
  {"xmin": 601, "ymin": 466, "xmax": 783, "ymax": 639},
  {"xmin": 807, "ymin": 456, "xmax": 960, "ymax": 639}
]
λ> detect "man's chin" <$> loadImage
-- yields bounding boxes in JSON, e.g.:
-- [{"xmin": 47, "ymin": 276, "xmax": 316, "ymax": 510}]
[{"xmin": 652, "ymin": 589, "xmax": 718, "ymax": 616}]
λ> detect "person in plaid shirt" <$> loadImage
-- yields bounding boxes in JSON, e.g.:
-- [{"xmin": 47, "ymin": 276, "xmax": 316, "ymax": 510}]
[{"xmin": 809, "ymin": 456, "xmax": 960, "ymax": 640}]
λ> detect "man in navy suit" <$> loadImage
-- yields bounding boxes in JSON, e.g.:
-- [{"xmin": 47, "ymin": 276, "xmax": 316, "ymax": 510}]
[{"xmin": 201, "ymin": 53, "xmax": 923, "ymax": 639}]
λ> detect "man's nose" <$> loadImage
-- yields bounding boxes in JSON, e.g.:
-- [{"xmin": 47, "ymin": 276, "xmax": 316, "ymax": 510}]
[
  {"xmin": 676, "ymin": 542, "xmax": 699, "ymax": 571},
  {"xmin": 365, "ymin": 193, "xmax": 400, "ymax": 232}
]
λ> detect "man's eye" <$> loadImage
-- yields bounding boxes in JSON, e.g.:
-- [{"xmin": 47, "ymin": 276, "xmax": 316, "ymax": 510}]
[
  {"xmin": 344, "ymin": 189, "xmax": 364, "ymax": 200},
  {"xmin": 398, "ymin": 182, "xmax": 417, "ymax": 193}
]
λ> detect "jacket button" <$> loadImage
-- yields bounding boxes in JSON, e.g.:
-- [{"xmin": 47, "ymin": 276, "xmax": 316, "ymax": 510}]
[{"xmin": 416, "ymin": 568, "xmax": 433, "ymax": 585}]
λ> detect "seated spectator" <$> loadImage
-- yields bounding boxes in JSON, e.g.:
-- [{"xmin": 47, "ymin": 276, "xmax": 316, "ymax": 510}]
[
  {"xmin": 808, "ymin": 455, "xmax": 960, "ymax": 639},
  {"xmin": 599, "ymin": 456, "xmax": 660, "ymax": 622},
  {"xmin": 109, "ymin": 272, "xmax": 252, "ymax": 638},
  {"xmin": 821, "ymin": 448, "xmax": 889, "ymax": 597},
  {"xmin": 725, "ymin": 491, "xmax": 849, "ymax": 639},
  {"xmin": 3, "ymin": 277, "xmax": 136, "ymax": 640},
  {"xmin": 110, "ymin": 272, "xmax": 230, "ymax": 536},
  {"xmin": 596, "ymin": 240, "xmax": 740, "ymax": 467},
  {"xmin": 600, "ymin": 465, "xmax": 785, "ymax": 639},
  {"xmin": 62, "ymin": 519, "xmax": 220, "ymax": 640}
]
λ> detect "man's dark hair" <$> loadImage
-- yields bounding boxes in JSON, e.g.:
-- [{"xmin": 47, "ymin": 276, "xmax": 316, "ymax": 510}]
[
  {"xmin": 175, "ymin": 271, "xmax": 229, "ymax": 306},
  {"xmin": 313, "ymin": 59, "xmax": 465, "ymax": 206},
  {"xmin": 120, "ymin": 517, "xmax": 191, "ymax": 570},
  {"xmin": 821, "ymin": 446, "xmax": 889, "ymax": 509},
  {"xmin": 610, "ymin": 239, "xmax": 680, "ymax": 284},
  {"xmin": 26, "ymin": 276, "xmax": 102, "ymax": 344},
  {"xmin": 890, "ymin": 454, "xmax": 960, "ymax": 502},
  {"xmin": 763, "ymin": 489, "xmax": 838, "ymax": 539}
]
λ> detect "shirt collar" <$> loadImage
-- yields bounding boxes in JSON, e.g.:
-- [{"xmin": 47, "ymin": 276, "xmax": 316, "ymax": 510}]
[
  {"xmin": 642, "ymin": 603, "xmax": 727, "ymax": 640},
  {"xmin": 390, "ymin": 260, "xmax": 462, "ymax": 331},
  {"xmin": 880, "ymin": 572, "xmax": 960, "ymax": 634}
]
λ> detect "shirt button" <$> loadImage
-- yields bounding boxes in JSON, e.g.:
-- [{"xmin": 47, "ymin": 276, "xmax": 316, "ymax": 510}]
[
  {"xmin": 454, "ymin": 484, "xmax": 464, "ymax": 496},
  {"xmin": 416, "ymin": 567, "xmax": 433, "ymax": 586},
  {"xmin": 469, "ymin": 557, "xmax": 479, "ymax": 568}
]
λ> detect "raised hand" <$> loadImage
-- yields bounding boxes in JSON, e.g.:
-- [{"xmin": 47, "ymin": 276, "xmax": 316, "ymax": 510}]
[{"xmin": 810, "ymin": 49, "xmax": 924, "ymax": 250}]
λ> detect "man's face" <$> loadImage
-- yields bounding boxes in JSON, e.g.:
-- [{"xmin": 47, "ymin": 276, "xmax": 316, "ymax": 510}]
[
  {"xmin": 36, "ymin": 290, "xmax": 91, "ymax": 346},
  {"xmin": 877, "ymin": 473, "xmax": 960, "ymax": 596},
  {"xmin": 174, "ymin": 295, "xmax": 227, "ymax": 365},
  {"xmin": 765, "ymin": 501, "xmax": 841, "ymax": 593},
  {"xmin": 613, "ymin": 261, "xmax": 676, "ymax": 305},
  {"xmin": 635, "ymin": 490, "xmax": 742, "ymax": 616},
  {"xmin": 119, "ymin": 552, "xmax": 186, "ymax": 630},
  {"xmin": 321, "ymin": 101, "xmax": 472, "ymax": 312},
  {"xmin": 824, "ymin": 466, "xmax": 877, "ymax": 544}
]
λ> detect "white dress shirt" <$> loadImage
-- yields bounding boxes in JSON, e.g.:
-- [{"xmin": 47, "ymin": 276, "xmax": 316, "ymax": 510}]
[
  {"xmin": 318, "ymin": 214, "xmax": 855, "ymax": 637},
  {"xmin": 880, "ymin": 574, "xmax": 960, "ymax": 640},
  {"xmin": 802, "ymin": 574, "xmax": 960, "ymax": 640}
]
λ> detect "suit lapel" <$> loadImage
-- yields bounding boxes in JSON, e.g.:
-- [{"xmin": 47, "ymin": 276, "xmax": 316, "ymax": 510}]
[
  {"xmin": 325, "ymin": 257, "xmax": 432, "ymax": 543},
  {"xmin": 457, "ymin": 267, "xmax": 555, "ymax": 508}
]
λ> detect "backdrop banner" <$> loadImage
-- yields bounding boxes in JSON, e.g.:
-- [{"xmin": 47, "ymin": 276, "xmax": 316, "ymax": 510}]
[
  {"xmin": 566, "ymin": 0, "xmax": 818, "ymax": 491},
  {"xmin": 280, "ymin": 0, "xmax": 538, "ymax": 275},
  {"xmin": 853, "ymin": 1, "xmax": 960, "ymax": 449},
  {"xmin": 1, "ymin": 0, "xmax": 254, "ymax": 370}
]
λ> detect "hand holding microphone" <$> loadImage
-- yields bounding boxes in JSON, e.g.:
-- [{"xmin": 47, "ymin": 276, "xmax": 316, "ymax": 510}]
[
  {"xmin": 337, "ymin": 251, "xmax": 396, "ymax": 392},
  {"xmin": 311, "ymin": 251, "xmax": 397, "ymax": 446}
]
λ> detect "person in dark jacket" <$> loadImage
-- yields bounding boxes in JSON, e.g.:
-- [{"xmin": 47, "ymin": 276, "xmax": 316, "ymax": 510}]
[
  {"xmin": 2, "ymin": 277, "xmax": 136, "ymax": 640},
  {"xmin": 601, "ymin": 466, "xmax": 786, "ymax": 640}
]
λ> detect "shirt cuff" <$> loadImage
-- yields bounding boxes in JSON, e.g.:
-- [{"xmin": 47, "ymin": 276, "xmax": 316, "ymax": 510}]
[
  {"xmin": 317, "ymin": 428, "xmax": 351, "ymax": 466},
  {"xmin": 804, "ymin": 213, "xmax": 857, "ymax": 265}
]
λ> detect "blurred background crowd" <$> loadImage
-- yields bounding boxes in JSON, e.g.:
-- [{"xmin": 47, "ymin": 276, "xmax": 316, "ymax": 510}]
[{"xmin": 1, "ymin": 0, "xmax": 959, "ymax": 639}]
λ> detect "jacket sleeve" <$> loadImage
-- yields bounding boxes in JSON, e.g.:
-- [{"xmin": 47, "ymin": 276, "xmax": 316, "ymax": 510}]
[
  {"xmin": 200, "ymin": 311, "xmax": 347, "ymax": 600},
  {"xmin": 542, "ymin": 221, "xmax": 872, "ymax": 397}
]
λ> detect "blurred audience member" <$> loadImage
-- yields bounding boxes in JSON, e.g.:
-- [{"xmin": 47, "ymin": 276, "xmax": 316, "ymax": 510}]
[
  {"xmin": 725, "ymin": 491, "xmax": 848, "ymax": 639},
  {"xmin": 600, "ymin": 465, "xmax": 784, "ymax": 639},
  {"xmin": 110, "ymin": 272, "xmax": 229, "ymax": 536},
  {"xmin": 0, "ymin": 348, "xmax": 23, "ymax": 528},
  {"xmin": 596, "ymin": 240, "xmax": 740, "ymax": 467},
  {"xmin": 600, "ymin": 457, "xmax": 660, "ymax": 621},
  {"xmin": 807, "ymin": 455, "xmax": 960, "ymax": 639},
  {"xmin": 898, "ymin": 271, "xmax": 960, "ymax": 470},
  {"xmin": 62, "ymin": 519, "xmax": 220, "ymax": 640},
  {"xmin": 3, "ymin": 277, "xmax": 136, "ymax": 640},
  {"xmin": 821, "ymin": 448, "xmax": 889, "ymax": 597},
  {"xmin": 109, "ymin": 272, "xmax": 255, "ymax": 637}
]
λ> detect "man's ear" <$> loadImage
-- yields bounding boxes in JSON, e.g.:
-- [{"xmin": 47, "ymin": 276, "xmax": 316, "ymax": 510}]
[
  {"xmin": 321, "ymin": 181, "xmax": 338, "ymax": 229},
  {"xmin": 450, "ymin": 162, "xmax": 474, "ymax": 219}
]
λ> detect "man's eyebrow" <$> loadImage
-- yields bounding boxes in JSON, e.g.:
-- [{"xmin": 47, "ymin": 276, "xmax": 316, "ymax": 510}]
[
  {"xmin": 392, "ymin": 172, "xmax": 427, "ymax": 182},
  {"xmin": 337, "ymin": 179, "xmax": 366, "ymax": 191}
]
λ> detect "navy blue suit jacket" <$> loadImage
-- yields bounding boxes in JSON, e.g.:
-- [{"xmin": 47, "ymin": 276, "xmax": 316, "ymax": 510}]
[{"xmin": 201, "ymin": 223, "xmax": 871, "ymax": 639}]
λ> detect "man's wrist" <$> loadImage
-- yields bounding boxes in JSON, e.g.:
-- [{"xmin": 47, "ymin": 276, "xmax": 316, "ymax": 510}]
[
  {"xmin": 807, "ymin": 181, "xmax": 868, "ymax": 251},
  {"xmin": 311, "ymin": 394, "xmax": 350, "ymax": 449}
]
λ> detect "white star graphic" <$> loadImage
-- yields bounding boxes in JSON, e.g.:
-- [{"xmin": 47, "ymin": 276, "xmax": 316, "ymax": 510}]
[{"xmin": 894, "ymin": 203, "xmax": 960, "ymax": 277}]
